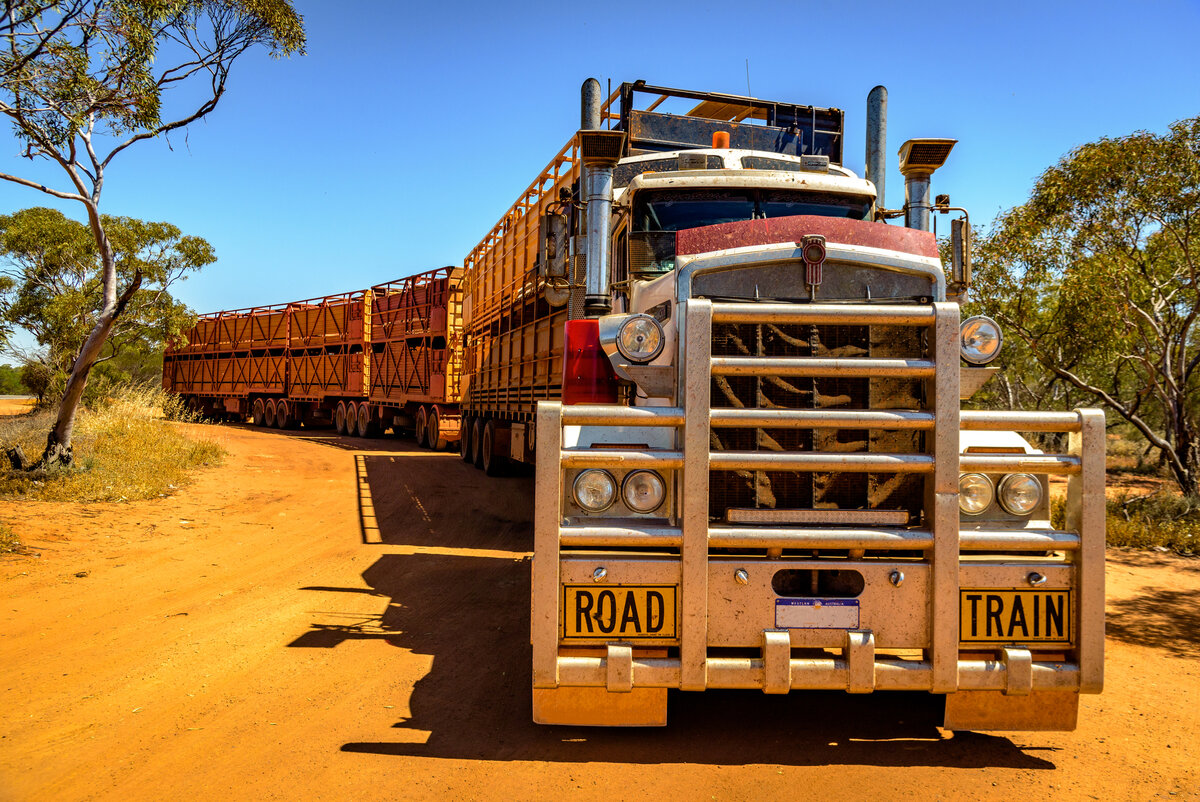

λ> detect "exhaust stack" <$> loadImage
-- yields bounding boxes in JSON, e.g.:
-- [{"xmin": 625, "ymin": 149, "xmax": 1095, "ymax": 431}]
[
  {"xmin": 579, "ymin": 78, "xmax": 625, "ymax": 317},
  {"xmin": 865, "ymin": 86, "xmax": 887, "ymax": 214}
]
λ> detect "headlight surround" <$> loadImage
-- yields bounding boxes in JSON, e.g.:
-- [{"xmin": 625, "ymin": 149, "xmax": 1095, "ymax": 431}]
[
  {"xmin": 960, "ymin": 315, "xmax": 1003, "ymax": 365},
  {"xmin": 998, "ymin": 473, "xmax": 1043, "ymax": 516},
  {"xmin": 622, "ymin": 470, "xmax": 665, "ymax": 513},
  {"xmin": 958, "ymin": 472, "xmax": 994, "ymax": 515},
  {"xmin": 573, "ymin": 469, "xmax": 617, "ymax": 512},
  {"xmin": 615, "ymin": 314, "xmax": 665, "ymax": 363}
]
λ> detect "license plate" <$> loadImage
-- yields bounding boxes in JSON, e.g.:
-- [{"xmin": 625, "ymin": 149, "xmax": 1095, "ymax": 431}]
[
  {"xmin": 776, "ymin": 598, "xmax": 860, "ymax": 629},
  {"xmin": 959, "ymin": 589, "xmax": 1072, "ymax": 645},
  {"xmin": 561, "ymin": 585, "xmax": 677, "ymax": 641}
]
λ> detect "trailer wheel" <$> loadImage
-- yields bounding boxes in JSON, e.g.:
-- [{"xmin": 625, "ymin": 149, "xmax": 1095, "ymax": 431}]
[
  {"xmin": 460, "ymin": 417, "xmax": 473, "ymax": 462},
  {"xmin": 265, "ymin": 398, "xmax": 278, "ymax": 428},
  {"xmin": 414, "ymin": 405, "xmax": 428, "ymax": 447},
  {"xmin": 481, "ymin": 420, "xmax": 508, "ymax": 476},
  {"xmin": 471, "ymin": 418, "xmax": 485, "ymax": 469},
  {"xmin": 344, "ymin": 402, "xmax": 359, "ymax": 436},
  {"xmin": 252, "ymin": 398, "xmax": 266, "ymax": 427},
  {"xmin": 276, "ymin": 399, "xmax": 291, "ymax": 429},
  {"xmin": 333, "ymin": 401, "xmax": 346, "ymax": 434},
  {"xmin": 427, "ymin": 407, "xmax": 448, "ymax": 451},
  {"xmin": 356, "ymin": 402, "xmax": 373, "ymax": 438}
]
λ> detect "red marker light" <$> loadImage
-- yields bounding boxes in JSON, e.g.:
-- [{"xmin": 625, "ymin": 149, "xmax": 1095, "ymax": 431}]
[{"xmin": 562, "ymin": 319, "xmax": 619, "ymax": 405}]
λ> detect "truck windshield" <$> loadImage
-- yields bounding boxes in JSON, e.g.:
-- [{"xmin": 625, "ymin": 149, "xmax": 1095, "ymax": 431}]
[{"xmin": 628, "ymin": 189, "xmax": 872, "ymax": 275}]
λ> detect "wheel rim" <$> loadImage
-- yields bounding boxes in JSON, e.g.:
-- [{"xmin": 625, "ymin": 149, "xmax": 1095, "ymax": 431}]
[{"xmin": 415, "ymin": 406, "xmax": 428, "ymax": 447}]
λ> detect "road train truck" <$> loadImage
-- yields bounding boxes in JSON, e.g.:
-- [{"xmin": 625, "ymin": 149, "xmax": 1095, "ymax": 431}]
[{"xmin": 456, "ymin": 80, "xmax": 1103, "ymax": 729}]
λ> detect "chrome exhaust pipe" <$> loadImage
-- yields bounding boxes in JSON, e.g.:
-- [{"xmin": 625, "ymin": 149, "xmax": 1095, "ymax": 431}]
[{"xmin": 865, "ymin": 86, "xmax": 887, "ymax": 215}]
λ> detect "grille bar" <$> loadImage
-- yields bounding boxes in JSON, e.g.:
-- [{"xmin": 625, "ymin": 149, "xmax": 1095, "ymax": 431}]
[
  {"xmin": 709, "ymin": 451, "xmax": 934, "ymax": 472},
  {"xmin": 712, "ymin": 409, "xmax": 935, "ymax": 429},
  {"xmin": 711, "ymin": 356, "xmax": 935, "ymax": 378},
  {"xmin": 711, "ymin": 302, "xmax": 936, "ymax": 326}
]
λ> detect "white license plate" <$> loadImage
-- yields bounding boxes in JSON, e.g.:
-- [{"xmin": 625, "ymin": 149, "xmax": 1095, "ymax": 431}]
[{"xmin": 775, "ymin": 598, "xmax": 860, "ymax": 629}]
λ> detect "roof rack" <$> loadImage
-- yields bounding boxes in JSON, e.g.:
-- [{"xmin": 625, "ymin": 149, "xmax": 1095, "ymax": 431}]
[{"xmin": 614, "ymin": 80, "xmax": 844, "ymax": 164}]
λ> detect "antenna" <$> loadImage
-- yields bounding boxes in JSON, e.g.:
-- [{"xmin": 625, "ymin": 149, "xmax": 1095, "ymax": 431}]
[{"xmin": 745, "ymin": 59, "xmax": 752, "ymax": 97}]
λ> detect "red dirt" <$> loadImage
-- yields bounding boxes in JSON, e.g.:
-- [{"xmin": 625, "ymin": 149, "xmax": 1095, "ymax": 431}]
[{"xmin": 2, "ymin": 423, "xmax": 1198, "ymax": 801}]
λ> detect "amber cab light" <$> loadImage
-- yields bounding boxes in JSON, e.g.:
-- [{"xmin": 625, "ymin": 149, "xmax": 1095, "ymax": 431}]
[{"xmin": 563, "ymin": 319, "xmax": 619, "ymax": 405}]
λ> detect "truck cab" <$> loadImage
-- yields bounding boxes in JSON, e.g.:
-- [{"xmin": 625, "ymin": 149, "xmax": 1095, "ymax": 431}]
[{"xmin": 519, "ymin": 81, "xmax": 1104, "ymax": 731}]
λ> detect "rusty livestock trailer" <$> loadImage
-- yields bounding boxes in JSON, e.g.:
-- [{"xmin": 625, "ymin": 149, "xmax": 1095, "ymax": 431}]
[{"xmin": 163, "ymin": 266, "xmax": 463, "ymax": 445}]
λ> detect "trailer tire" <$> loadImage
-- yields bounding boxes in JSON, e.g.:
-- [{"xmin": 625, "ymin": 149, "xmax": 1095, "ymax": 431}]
[
  {"xmin": 276, "ymin": 399, "xmax": 291, "ymax": 429},
  {"xmin": 427, "ymin": 407, "xmax": 448, "ymax": 451},
  {"xmin": 471, "ymin": 418, "xmax": 485, "ymax": 469},
  {"xmin": 482, "ymin": 420, "xmax": 508, "ymax": 476},
  {"xmin": 344, "ymin": 402, "xmax": 358, "ymax": 436},
  {"xmin": 334, "ymin": 401, "xmax": 347, "ymax": 435},
  {"xmin": 265, "ymin": 398, "xmax": 278, "ymax": 428},
  {"xmin": 356, "ymin": 402, "xmax": 373, "ymax": 438},
  {"xmin": 252, "ymin": 398, "xmax": 266, "ymax": 427},
  {"xmin": 460, "ymin": 417, "xmax": 473, "ymax": 462},
  {"xmin": 414, "ymin": 405, "xmax": 428, "ymax": 448}
]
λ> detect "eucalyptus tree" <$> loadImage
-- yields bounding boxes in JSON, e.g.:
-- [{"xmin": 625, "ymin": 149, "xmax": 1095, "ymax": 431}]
[
  {"xmin": 0, "ymin": 0, "xmax": 304, "ymax": 467},
  {"xmin": 0, "ymin": 206, "xmax": 213, "ymax": 377},
  {"xmin": 973, "ymin": 117, "xmax": 1200, "ymax": 495}
]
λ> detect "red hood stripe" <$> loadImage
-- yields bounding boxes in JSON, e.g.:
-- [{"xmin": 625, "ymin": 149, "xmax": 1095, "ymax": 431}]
[{"xmin": 674, "ymin": 215, "xmax": 939, "ymax": 260}]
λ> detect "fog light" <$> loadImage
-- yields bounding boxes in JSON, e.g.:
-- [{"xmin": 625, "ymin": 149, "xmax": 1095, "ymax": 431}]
[
  {"xmin": 573, "ymin": 470, "xmax": 617, "ymax": 512},
  {"xmin": 998, "ymin": 473, "xmax": 1042, "ymax": 515},
  {"xmin": 622, "ymin": 470, "xmax": 665, "ymax": 513},
  {"xmin": 959, "ymin": 473, "xmax": 994, "ymax": 515}
]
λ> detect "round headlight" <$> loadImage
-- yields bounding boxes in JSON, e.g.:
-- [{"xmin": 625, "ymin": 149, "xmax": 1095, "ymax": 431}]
[
  {"xmin": 622, "ymin": 470, "xmax": 665, "ymax": 513},
  {"xmin": 615, "ymin": 314, "xmax": 664, "ymax": 363},
  {"xmin": 573, "ymin": 469, "xmax": 617, "ymax": 512},
  {"xmin": 959, "ymin": 473, "xmax": 994, "ymax": 515},
  {"xmin": 960, "ymin": 315, "xmax": 1002, "ymax": 365},
  {"xmin": 998, "ymin": 473, "xmax": 1043, "ymax": 516}
]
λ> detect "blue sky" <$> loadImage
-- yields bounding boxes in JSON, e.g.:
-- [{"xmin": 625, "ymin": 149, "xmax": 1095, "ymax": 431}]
[{"xmin": 1, "ymin": 0, "xmax": 1199, "ymax": 337}]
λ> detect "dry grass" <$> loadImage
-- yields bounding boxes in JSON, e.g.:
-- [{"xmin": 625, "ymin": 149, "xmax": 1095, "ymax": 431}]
[
  {"xmin": 0, "ymin": 520, "xmax": 20, "ymax": 554},
  {"xmin": 0, "ymin": 384, "xmax": 223, "ymax": 502},
  {"xmin": 1052, "ymin": 492, "xmax": 1199, "ymax": 557}
]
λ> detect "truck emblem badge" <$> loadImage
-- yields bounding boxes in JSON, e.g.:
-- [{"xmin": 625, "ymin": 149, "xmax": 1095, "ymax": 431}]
[{"xmin": 801, "ymin": 234, "xmax": 827, "ymax": 287}]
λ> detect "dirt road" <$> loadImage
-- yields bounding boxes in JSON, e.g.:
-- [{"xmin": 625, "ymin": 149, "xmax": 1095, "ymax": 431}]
[{"xmin": 2, "ymin": 424, "xmax": 1197, "ymax": 801}]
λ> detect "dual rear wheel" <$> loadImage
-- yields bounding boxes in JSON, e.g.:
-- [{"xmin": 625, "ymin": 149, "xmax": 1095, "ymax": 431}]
[{"xmin": 461, "ymin": 416, "xmax": 507, "ymax": 475}]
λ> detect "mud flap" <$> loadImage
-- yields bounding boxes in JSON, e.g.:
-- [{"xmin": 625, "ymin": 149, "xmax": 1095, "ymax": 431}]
[
  {"xmin": 943, "ymin": 689, "xmax": 1079, "ymax": 731},
  {"xmin": 533, "ymin": 686, "xmax": 668, "ymax": 727}
]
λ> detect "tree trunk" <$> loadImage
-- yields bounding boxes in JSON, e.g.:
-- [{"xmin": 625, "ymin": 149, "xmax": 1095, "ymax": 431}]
[
  {"xmin": 35, "ymin": 311, "xmax": 117, "ymax": 468},
  {"xmin": 34, "ymin": 244, "xmax": 141, "ymax": 469}
]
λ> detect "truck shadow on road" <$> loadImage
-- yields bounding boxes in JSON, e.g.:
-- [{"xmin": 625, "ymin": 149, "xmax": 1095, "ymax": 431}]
[{"xmin": 289, "ymin": 443, "xmax": 1055, "ymax": 770}]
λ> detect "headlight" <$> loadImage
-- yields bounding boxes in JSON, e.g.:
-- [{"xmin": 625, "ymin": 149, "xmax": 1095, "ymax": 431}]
[
  {"xmin": 573, "ymin": 469, "xmax": 617, "ymax": 512},
  {"xmin": 958, "ymin": 473, "xmax": 994, "ymax": 515},
  {"xmin": 960, "ymin": 315, "xmax": 1002, "ymax": 365},
  {"xmin": 615, "ymin": 314, "xmax": 664, "ymax": 363},
  {"xmin": 622, "ymin": 470, "xmax": 665, "ymax": 513},
  {"xmin": 998, "ymin": 473, "xmax": 1042, "ymax": 515}
]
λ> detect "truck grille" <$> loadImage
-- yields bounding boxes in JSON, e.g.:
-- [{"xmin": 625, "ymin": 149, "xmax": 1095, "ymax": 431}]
[{"xmin": 709, "ymin": 319, "xmax": 927, "ymax": 523}]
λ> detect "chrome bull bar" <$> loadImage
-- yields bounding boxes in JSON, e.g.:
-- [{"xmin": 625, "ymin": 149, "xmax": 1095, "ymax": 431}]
[{"xmin": 532, "ymin": 299, "xmax": 1104, "ymax": 698}]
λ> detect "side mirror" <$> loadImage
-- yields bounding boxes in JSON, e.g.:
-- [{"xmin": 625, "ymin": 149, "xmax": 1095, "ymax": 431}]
[
  {"xmin": 951, "ymin": 217, "xmax": 971, "ymax": 298},
  {"xmin": 538, "ymin": 211, "xmax": 570, "ymax": 306}
]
